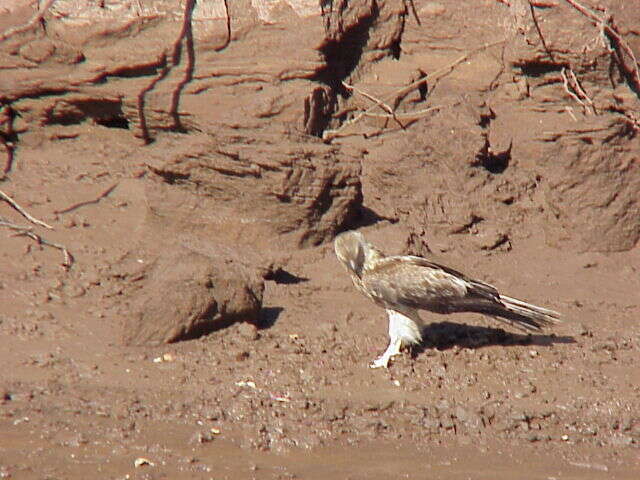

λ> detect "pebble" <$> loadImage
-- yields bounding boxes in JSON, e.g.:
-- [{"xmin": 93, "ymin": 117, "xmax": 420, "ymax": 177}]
[
  {"xmin": 238, "ymin": 322, "xmax": 259, "ymax": 341},
  {"xmin": 420, "ymin": 2, "xmax": 446, "ymax": 17}
]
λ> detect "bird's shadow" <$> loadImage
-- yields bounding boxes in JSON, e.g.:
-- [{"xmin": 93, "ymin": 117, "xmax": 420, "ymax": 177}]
[
  {"xmin": 412, "ymin": 321, "xmax": 575, "ymax": 355},
  {"xmin": 257, "ymin": 306, "xmax": 284, "ymax": 330},
  {"xmin": 264, "ymin": 268, "xmax": 308, "ymax": 285},
  {"xmin": 349, "ymin": 205, "xmax": 397, "ymax": 229}
]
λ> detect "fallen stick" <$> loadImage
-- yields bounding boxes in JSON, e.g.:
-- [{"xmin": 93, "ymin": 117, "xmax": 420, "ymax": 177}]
[
  {"xmin": 215, "ymin": 0, "xmax": 231, "ymax": 52},
  {"xmin": 563, "ymin": 0, "xmax": 640, "ymax": 94},
  {"xmin": 561, "ymin": 68, "xmax": 587, "ymax": 111},
  {"xmin": 0, "ymin": 189, "xmax": 53, "ymax": 229},
  {"xmin": 341, "ymin": 81, "xmax": 405, "ymax": 130},
  {"xmin": 136, "ymin": 53, "xmax": 169, "ymax": 144},
  {"xmin": 0, "ymin": 218, "xmax": 73, "ymax": 269},
  {"xmin": 363, "ymin": 105, "xmax": 442, "ymax": 119},
  {"xmin": 0, "ymin": 0, "xmax": 56, "ymax": 42},
  {"xmin": 529, "ymin": 1, "xmax": 555, "ymax": 62},
  {"xmin": 53, "ymin": 183, "xmax": 118, "ymax": 215},
  {"xmin": 1, "ymin": 105, "xmax": 16, "ymax": 174},
  {"xmin": 323, "ymin": 39, "xmax": 506, "ymax": 141}
]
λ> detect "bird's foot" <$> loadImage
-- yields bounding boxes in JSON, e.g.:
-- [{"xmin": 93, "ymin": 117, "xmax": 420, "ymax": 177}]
[
  {"xmin": 369, "ymin": 339, "xmax": 402, "ymax": 369},
  {"xmin": 369, "ymin": 355, "xmax": 391, "ymax": 369}
]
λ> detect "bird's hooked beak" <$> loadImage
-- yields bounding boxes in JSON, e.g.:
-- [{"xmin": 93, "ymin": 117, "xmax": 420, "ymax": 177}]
[{"xmin": 334, "ymin": 231, "xmax": 366, "ymax": 278}]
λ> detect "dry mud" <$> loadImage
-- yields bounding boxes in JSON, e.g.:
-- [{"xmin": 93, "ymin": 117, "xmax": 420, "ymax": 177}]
[{"xmin": 1, "ymin": 1, "xmax": 639, "ymax": 478}]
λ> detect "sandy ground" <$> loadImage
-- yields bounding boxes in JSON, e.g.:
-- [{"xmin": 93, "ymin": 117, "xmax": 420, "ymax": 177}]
[{"xmin": 1, "ymin": 1, "xmax": 639, "ymax": 479}]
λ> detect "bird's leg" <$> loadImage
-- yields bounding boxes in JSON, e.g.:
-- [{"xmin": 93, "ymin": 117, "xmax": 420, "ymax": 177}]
[
  {"xmin": 370, "ymin": 336, "xmax": 402, "ymax": 368},
  {"xmin": 370, "ymin": 310, "xmax": 405, "ymax": 369}
]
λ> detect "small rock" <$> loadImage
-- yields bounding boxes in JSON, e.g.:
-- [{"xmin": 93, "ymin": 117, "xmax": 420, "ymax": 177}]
[
  {"xmin": 440, "ymin": 415, "xmax": 455, "ymax": 430},
  {"xmin": 318, "ymin": 322, "xmax": 338, "ymax": 335},
  {"xmin": 454, "ymin": 406, "xmax": 469, "ymax": 423},
  {"xmin": 591, "ymin": 341, "xmax": 617, "ymax": 352},
  {"xmin": 432, "ymin": 363, "xmax": 447, "ymax": 378},
  {"xmin": 83, "ymin": 271, "xmax": 101, "ymax": 286},
  {"xmin": 526, "ymin": 433, "xmax": 541, "ymax": 442},
  {"xmin": 62, "ymin": 283, "xmax": 86, "ymax": 298},
  {"xmin": 236, "ymin": 351, "xmax": 250, "ymax": 361},
  {"xmin": 578, "ymin": 323, "xmax": 592, "ymax": 337},
  {"xmin": 63, "ymin": 217, "xmax": 77, "ymax": 229},
  {"xmin": 471, "ymin": 227, "xmax": 509, "ymax": 251},
  {"xmin": 191, "ymin": 431, "xmax": 214, "ymax": 444},
  {"xmin": 610, "ymin": 434, "xmax": 634, "ymax": 446},
  {"xmin": 238, "ymin": 322, "xmax": 259, "ymax": 341},
  {"xmin": 134, "ymin": 457, "xmax": 154, "ymax": 467},
  {"xmin": 420, "ymin": 2, "xmax": 446, "ymax": 17}
]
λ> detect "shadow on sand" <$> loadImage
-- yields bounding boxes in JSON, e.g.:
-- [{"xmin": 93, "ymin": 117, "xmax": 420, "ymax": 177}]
[
  {"xmin": 412, "ymin": 321, "xmax": 575, "ymax": 356},
  {"xmin": 258, "ymin": 306, "xmax": 285, "ymax": 330}
]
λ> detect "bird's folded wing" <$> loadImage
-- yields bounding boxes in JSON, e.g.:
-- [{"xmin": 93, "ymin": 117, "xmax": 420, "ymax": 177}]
[{"xmin": 363, "ymin": 256, "xmax": 472, "ymax": 312}]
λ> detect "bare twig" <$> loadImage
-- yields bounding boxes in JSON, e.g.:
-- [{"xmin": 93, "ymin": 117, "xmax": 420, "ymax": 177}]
[
  {"xmin": 566, "ymin": 68, "xmax": 596, "ymax": 113},
  {"xmin": 564, "ymin": 106, "xmax": 578, "ymax": 122},
  {"xmin": 563, "ymin": 0, "xmax": 640, "ymax": 94},
  {"xmin": 0, "ymin": 218, "xmax": 73, "ymax": 269},
  {"xmin": 0, "ymin": 136, "xmax": 13, "ymax": 175},
  {"xmin": 407, "ymin": 0, "xmax": 421, "ymax": 26},
  {"xmin": 169, "ymin": 0, "xmax": 196, "ymax": 131},
  {"xmin": 1, "ymin": 105, "xmax": 16, "ymax": 174},
  {"xmin": 0, "ymin": 0, "xmax": 55, "ymax": 42},
  {"xmin": 323, "ymin": 39, "xmax": 506, "ymax": 141},
  {"xmin": 215, "ymin": 0, "xmax": 231, "ymax": 52},
  {"xmin": 363, "ymin": 105, "xmax": 442, "ymax": 119},
  {"xmin": 53, "ymin": 183, "xmax": 118, "ymax": 215},
  {"xmin": 0, "ymin": 189, "xmax": 53, "ymax": 229},
  {"xmin": 137, "ymin": 0, "xmax": 218, "ymax": 142},
  {"xmin": 529, "ymin": 1, "xmax": 555, "ymax": 61},
  {"xmin": 341, "ymin": 81, "xmax": 405, "ymax": 130},
  {"xmin": 561, "ymin": 68, "xmax": 587, "ymax": 110},
  {"xmin": 136, "ymin": 52, "xmax": 168, "ymax": 144}
]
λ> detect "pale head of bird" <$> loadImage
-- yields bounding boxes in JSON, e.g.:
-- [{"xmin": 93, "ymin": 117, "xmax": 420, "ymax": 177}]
[{"xmin": 334, "ymin": 230, "xmax": 381, "ymax": 278}]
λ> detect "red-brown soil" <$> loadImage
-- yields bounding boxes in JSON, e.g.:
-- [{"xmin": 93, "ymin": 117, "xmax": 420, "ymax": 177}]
[{"xmin": 1, "ymin": 1, "xmax": 639, "ymax": 478}]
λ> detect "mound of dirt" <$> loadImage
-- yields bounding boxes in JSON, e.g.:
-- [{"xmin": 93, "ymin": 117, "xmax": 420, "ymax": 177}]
[{"xmin": 123, "ymin": 248, "xmax": 264, "ymax": 345}]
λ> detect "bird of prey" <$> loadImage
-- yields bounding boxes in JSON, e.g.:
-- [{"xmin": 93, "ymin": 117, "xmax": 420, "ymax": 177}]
[{"xmin": 334, "ymin": 230, "xmax": 561, "ymax": 368}]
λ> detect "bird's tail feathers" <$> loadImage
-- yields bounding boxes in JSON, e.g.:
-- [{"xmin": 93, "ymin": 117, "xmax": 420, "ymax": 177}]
[{"xmin": 492, "ymin": 295, "xmax": 561, "ymax": 332}]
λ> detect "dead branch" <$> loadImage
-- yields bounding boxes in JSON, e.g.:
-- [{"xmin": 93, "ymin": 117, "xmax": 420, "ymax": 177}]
[
  {"xmin": 567, "ymin": 68, "xmax": 596, "ymax": 113},
  {"xmin": 1, "ymin": 104, "xmax": 16, "ymax": 175},
  {"xmin": 169, "ymin": 0, "xmax": 196, "ymax": 131},
  {"xmin": 0, "ymin": 0, "xmax": 55, "ymax": 42},
  {"xmin": 564, "ymin": 106, "xmax": 578, "ymax": 122},
  {"xmin": 561, "ymin": 68, "xmax": 587, "ymax": 111},
  {"xmin": 407, "ymin": 0, "xmax": 421, "ymax": 26},
  {"xmin": 215, "ymin": 0, "xmax": 231, "ymax": 52},
  {"xmin": 136, "ymin": 52, "xmax": 169, "ymax": 144},
  {"xmin": 529, "ymin": 1, "xmax": 555, "ymax": 62},
  {"xmin": 137, "ymin": 0, "xmax": 212, "ymax": 142},
  {"xmin": 53, "ymin": 183, "xmax": 118, "ymax": 215},
  {"xmin": 0, "ymin": 189, "xmax": 53, "ymax": 229},
  {"xmin": 563, "ymin": 0, "xmax": 640, "ymax": 94},
  {"xmin": 323, "ymin": 39, "xmax": 506, "ymax": 141},
  {"xmin": 363, "ymin": 105, "xmax": 442, "ymax": 119},
  {"xmin": 0, "ymin": 136, "xmax": 13, "ymax": 175},
  {"xmin": 0, "ymin": 217, "xmax": 73, "ymax": 269},
  {"xmin": 341, "ymin": 81, "xmax": 405, "ymax": 130}
]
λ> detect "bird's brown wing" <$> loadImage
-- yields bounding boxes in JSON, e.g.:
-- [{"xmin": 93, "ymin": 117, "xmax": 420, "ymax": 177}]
[
  {"xmin": 363, "ymin": 255, "xmax": 558, "ymax": 331},
  {"xmin": 362, "ymin": 256, "xmax": 483, "ymax": 313}
]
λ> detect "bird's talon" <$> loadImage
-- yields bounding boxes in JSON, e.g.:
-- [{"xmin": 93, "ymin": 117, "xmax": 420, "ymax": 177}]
[{"xmin": 369, "ymin": 356, "xmax": 391, "ymax": 369}]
